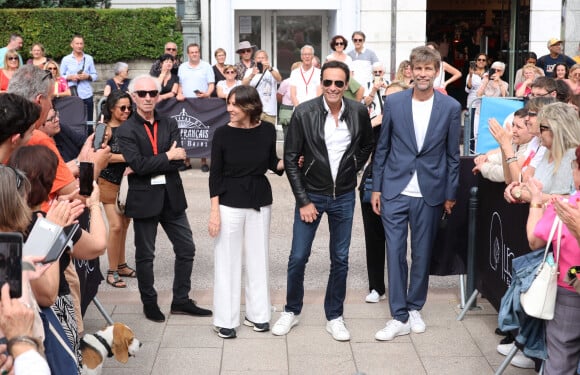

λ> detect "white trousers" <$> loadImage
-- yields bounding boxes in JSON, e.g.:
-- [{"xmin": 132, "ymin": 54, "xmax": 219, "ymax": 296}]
[{"xmin": 213, "ymin": 205, "xmax": 272, "ymax": 329}]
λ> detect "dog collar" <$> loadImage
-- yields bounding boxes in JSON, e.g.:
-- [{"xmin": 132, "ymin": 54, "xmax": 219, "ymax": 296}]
[{"xmin": 93, "ymin": 333, "xmax": 114, "ymax": 358}]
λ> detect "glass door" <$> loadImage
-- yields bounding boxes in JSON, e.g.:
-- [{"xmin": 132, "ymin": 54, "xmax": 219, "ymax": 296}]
[{"xmin": 235, "ymin": 10, "xmax": 328, "ymax": 79}]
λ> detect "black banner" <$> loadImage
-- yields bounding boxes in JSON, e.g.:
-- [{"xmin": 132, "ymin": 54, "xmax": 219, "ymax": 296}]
[
  {"xmin": 156, "ymin": 98, "xmax": 229, "ymax": 158},
  {"xmin": 475, "ymin": 177, "xmax": 530, "ymax": 311}
]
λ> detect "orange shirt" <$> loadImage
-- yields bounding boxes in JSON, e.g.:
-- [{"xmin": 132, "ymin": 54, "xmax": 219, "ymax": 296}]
[{"xmin": 28, "ymin": 130, "xmax": 76, "ymax": 211}]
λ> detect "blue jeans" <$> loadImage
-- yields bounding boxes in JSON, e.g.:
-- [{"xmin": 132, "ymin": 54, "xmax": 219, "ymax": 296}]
[{"xmin": 285, "ymin": 191, "xmax": 355, "ymax": 320}]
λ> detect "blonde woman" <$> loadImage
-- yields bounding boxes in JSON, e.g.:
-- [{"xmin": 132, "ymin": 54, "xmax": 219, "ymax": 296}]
[
  {"xmin": 0, "ymin": 49, "xmax": 19, "ymax": 92},
  {"xmin": 44, "ymin": 61, "xmax": 71, "ymax": 98},
  {"xmin": 394, "ymin": 60, "xmax": 413, "ymax": 86}
]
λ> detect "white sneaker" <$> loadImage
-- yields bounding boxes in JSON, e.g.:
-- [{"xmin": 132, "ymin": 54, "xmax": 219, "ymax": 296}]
[
  {"xmin": 271, "ymin": 311, "xmax": 299, "ymax": 336},
  {"xmin": 365, "ymin": 290, "xmax": 386, "ymax": 303},
  {"xmin": 326, "ymin": 316, "xmax": 350, "ymax": 341},
  {"xmin": 497, "ymin": 343, "xmax": 535, "ymax": 369},
  {"xmin": 408, "ymin": 310, "xmax": 426, "ymax": 333},
  {"xmin": 375, "ymin": 319, "xmax": 411, "ymax": 341}
]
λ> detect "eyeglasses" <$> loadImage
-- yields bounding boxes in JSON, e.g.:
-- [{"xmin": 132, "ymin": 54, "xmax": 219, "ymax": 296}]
[
  {"xmin": 42, "ymin": 70, "xmax": 53, "ymax": 81},
  {"xmin": 322, "ymin": 79, "xmax": 345, "ymax": 88},
  {"xmin": 5, "ymin": 166, "xmax": 23, "ymax": 191},
  {"xmin": 240, "ymin": 49, "xmax": 252, "ymax": 54},
  {"xmin": 353, "ymin": 38, "xmax": 363, "ymax": 42},
  {"xmin": 477, "ymin": 58, "xmax": 487, "ymax": 62},
  {"xmin": 165, "ymin": 48, "xmax": 177, "ymax": 51},
  {"xmin": 116, "ymin": 105, "xmax": 132, "ymax": 112},
  {"xmin": 46, "ymin": 111, "xmax": 59, "ymax": 122},
  {"xmin": 539, "ymin": 125, "xmax": 551, "ymax": 132},
  {"xmin": 334, "ymin": 42, "xmax": 344, "ymax": 46},
  {"xmin": 47, "ymin": 67, "xmax": 57, "ymax": 71},
  {"xmin": 7, "ymin": 56, "xmax": 18, "ymax": 61},
  {"xmin": 531, "ymin": 90, "xmax": 554, "ymax": 98},
  {"xmin": 527, "ymin": 111, "xmax": 538, "ymax": 117},
  {"xmin": 134, "ymin": 90, "xmax": 159, "ymax": 98}
]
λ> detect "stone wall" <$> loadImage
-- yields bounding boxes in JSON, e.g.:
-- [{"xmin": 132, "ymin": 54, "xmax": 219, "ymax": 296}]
[{"xmin": 92, "ymin": 58, "xmax": 155, "ymax": 100}]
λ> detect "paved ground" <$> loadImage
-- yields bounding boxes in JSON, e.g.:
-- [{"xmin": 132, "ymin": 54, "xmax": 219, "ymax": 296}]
[{"xmin": 85, "ymin": 144, "xmax": 536, "ymax": 374}]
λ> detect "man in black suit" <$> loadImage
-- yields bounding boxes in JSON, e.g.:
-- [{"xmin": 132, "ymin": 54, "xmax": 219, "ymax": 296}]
[{"xmin": 117, "ymin": 74, "xmax": 211, "ymax": 322}]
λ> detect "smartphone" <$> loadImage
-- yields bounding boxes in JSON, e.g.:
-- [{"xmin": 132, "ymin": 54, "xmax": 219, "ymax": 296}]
[
  {"xmin": 42, "ymin": 223, "xmax": 79, "ymax": 264},
  {"xmin": 257, "ymin": 62, "xmax": 264, "ymax": 73},
  {"xmin": 79, "ymin": 162, "xmax": 94, "ymax": 196},
  {"xmin": 0, "ymin": 232, "xmax": 23, "ymax": 299},
  {"xmin": 488, "ymin": 68, "xmax": 497, "ymax": 77},
  {"xmin": 469, "ymin": 61, "xmax": 476, "ymax": 70},
  {"xmin": 374, "ymin": 76, "xmax": 381, "ymax": 85},
  {"xmin": 194, "ymin": 89, "xmax": 201, "ymax": 95},
  {"xmin": 93, "ymin": 122, "xmax": 107, "ymax": 150}
]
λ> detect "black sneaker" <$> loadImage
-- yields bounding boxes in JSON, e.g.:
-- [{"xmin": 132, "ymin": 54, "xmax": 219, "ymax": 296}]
[
  {"xmin": 170, "ymin": 299, "xmax": 212, "ymax": 316},
  {"xmin": 243, "ymin": 317, "xmax": 270, "ymax": 332},
  {"xmin": 201, "ymin": 164, "xmax": 209, "ymax": 172},
  {"xmin": 143, "ymin": 303, "xmax": 165, "ymax": 322},
  {"xmin": 213, "ymin": 326, "xmax": 236, "ymax": 339}
]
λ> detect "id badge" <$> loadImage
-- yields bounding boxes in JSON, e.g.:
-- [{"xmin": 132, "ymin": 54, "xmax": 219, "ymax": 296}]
[{"xmin": 151, "ymin": 174, "xmax": 166, "ymax": 185}]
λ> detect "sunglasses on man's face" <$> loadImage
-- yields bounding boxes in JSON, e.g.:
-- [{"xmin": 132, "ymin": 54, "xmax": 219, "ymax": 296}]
[
  {"xmin": 134, "ymin": 90, "xmax": 159, "ymax": 98},
  {"xmin": 353, "ymin": 38, "xmax": 363, "ymax": 42},
  {"xmin": 322, "ymin": 79, "xmax": 345, "ymax": 88},
  {"xmin": 165, "ymin": 48, "xmax": 177, "ymax": 52},
  {"xmin": 240, "ymin": 49, "xmax": 252, "ymax": 54}
]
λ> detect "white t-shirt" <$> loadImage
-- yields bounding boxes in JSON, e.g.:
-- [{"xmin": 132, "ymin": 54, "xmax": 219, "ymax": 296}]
[
  {"xmin": 244, "ymin": 68, "xmax": 279, "ymax": 116},
  {"xmin": 290, "ymin": 66, "xmax": 321, "ymax": 104},
  {"xmin": 323, "ymin": 98, "xmax": 351, "ymax": 182},
  {"xmin": 403, "ymin": 96, "xmax": 434, "ymax": 197}
]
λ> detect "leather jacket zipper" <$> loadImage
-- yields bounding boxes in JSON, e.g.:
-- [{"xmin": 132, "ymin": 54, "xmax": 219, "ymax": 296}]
[{"xmin": 304, "ymin": 159, "xmax": 316, "ymax": 176}]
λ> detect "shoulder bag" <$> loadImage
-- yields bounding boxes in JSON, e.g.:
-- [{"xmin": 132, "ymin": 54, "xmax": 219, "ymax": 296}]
[{"xmin": 520, "ymin": 215, "xmax": 562, "ymax": 320}]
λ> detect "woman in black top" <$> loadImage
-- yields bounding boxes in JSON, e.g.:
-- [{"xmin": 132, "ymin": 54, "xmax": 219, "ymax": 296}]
[
  {"xmin": 98, "ymin": 91, "xmax": 135, "ymax": 288},
  {"xmin": 208, "ymin": 85, "xmax": 284, "ymax": 339},
  {"xmin": 156, "ymin": 54, "xmax": 180, "ymax": 102}
]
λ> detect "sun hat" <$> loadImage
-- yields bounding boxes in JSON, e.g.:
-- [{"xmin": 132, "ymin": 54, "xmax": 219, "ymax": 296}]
[{"xmin": 236, "ymin": 41, "xmax": 255, "ymax": 53}]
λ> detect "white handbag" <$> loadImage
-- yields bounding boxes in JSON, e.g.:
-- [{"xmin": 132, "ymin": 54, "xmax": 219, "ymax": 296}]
[{"xmin": 520, "ymin": 216, "xmax": 562, "ymax": 320}]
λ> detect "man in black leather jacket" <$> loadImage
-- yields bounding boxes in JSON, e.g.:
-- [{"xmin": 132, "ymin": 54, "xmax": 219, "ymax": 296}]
[{"xmin": 272, "ymin": 60, "xmax": 373, "ymax": 341}]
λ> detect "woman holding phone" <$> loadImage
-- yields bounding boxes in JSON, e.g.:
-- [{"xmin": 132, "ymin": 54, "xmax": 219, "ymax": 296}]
[{"xmin": 97, "ymin": 91, "xmax": 135, "ymax": 288}]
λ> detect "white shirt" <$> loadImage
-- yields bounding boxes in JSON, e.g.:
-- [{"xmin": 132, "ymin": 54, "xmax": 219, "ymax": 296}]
[
  {"xmin": 290, "ymin": 66, "xmax": 321, "ymax": 104},
  {"xmin": 244, "ymin": 68, "xmax": 279, "ymax": 116},
  {"xmin": 528, "ymin": 136, "xmax": 547, "ymax": 169},
  {"xmin": 15, "ymin": 349, "xmax": 50, "ymax": 374},
  {"xmin": 403, "ymin": 96, "xmax": 434, "ymax": 197},
  {"xmin": 323, "ymin": 98, "xmax": 351, "ymax": 182}
]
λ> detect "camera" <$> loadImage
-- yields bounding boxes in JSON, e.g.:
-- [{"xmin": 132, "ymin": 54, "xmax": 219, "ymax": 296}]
[{"xmin": 257, "ymin": 62, "xmax": 264, "ymax": 73}]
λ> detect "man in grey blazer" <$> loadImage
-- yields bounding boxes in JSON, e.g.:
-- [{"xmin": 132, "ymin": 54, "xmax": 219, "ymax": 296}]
[{"xmin": 371, "ymin": 46, "xmax": 461, "ymax": 341}]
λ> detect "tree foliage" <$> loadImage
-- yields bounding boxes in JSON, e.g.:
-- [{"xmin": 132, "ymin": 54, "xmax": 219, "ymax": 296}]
[{"xmin": 0, "ymin": 8, "xmax": 182, "ymax": 63}]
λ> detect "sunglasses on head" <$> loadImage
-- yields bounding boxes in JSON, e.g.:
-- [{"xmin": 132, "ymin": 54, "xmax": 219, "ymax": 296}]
[
  {"xmin": 353, "ymin": 38, "xmax": 363, "ymax": 42},
  {"xmin": 116, "ymin": 105, "xmax": 132, "ymax": 112},
  {"xmin": 322, "ymin": 79, "xmax": 345, "ymax": 88},
  {"xmin": 5, "ymin": 166, "xmax": 24, "ymax": 190},
  {"xmin": 134, "ymin": 90, "xmax": 159, "ymax": 98}
]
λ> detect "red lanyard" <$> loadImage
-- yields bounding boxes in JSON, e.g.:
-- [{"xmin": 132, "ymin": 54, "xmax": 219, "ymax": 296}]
[
  {"xmin": 300, "ymin": 67, "xmax": 315, "ymax": 94},
  {"xmin": 143, "ymin": 122, "xmax": 158, "ymax": 155},
  {"xmin": 522, "ymin": 149, "xmax": 536, "ymax": 169}
]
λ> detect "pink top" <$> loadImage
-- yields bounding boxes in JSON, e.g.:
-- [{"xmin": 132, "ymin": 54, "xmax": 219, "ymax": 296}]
[
  {"xmin": 515, "ymin": 82, "xmax": 531, "ymax": 97},
  {"xmin": 533, "ymin": 191, "xmax": 580, "ymax": 291},
  {"xmin": 56, "ymin": 76, "xmax": 68, "ymax": 93}
]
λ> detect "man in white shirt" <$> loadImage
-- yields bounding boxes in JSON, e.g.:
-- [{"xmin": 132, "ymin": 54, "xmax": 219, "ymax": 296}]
[
  {"xmin": 290, "ymin": 45, "xmax": 322, "ymax": 106},
  {"xmin": 243, "ymin": 50, "xmax": 282, "ymax": 124},
  {"xmin": 347, "ymin": 31, "xmax": 379, "ymax": 89}
]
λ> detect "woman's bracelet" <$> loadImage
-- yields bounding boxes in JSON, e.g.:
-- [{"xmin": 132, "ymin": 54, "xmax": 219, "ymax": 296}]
[
  {"xmin": 7, "ymin": 336, "xmax": 40, "ymax": 355},
  {"xmin": 530, "ymin": 202, "xmax": 545, "ymax": 209},
  {"xmin": 506, "ymin": 156, "xmax": 518, "ymax": 164}
]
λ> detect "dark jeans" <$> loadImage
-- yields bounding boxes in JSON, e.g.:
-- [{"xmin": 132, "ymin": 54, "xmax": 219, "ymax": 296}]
[
  {"xmin": 133, "ymin": 208, "xmax": 195, "ymax": 305},
  {"xmin": 83, "ymin": 96, "xmax": 94, "ymax": 123},
  {"xmin": 285, "ymin": 191, "xmax": 355, "ymax": 320}
]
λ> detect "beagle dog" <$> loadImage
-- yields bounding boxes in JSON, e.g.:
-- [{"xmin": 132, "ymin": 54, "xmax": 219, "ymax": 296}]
[{"xmin": 81, "ymin": 322, "xmax": 141, "ymax": 375}]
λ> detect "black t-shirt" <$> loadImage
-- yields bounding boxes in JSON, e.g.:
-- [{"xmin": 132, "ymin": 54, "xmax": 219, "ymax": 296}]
[{"xmin": 209, "ymin": 121, "xmax": 282, "ymax": 209}]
